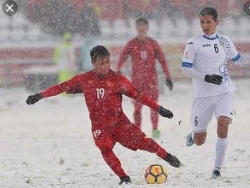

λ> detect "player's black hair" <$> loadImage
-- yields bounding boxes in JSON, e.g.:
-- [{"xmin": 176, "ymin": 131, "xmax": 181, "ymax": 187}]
[
  {"xmin": 90, "ymin": 45, "xmax": 110, "ymax": 61},
  {"xmin": 136, "ymin": 17, "xmax": 149, "ymax": 25},
  {"xmin": 199, "ymin": 7, "xmax": 218, "ymax": 21}
]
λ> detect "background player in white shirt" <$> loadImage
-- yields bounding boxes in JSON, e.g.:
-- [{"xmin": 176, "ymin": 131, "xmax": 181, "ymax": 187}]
[{"xmin": 181, "ymin": 7, "xmax": 250, "ymax": 179}]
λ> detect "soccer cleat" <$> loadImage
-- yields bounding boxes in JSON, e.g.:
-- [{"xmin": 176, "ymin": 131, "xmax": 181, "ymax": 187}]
[
  {"xmin": 152, "ymin": 129, "xmax": 161, "ymax": 139},
  {"xmin": 211, "ymin": 170, "xmax": 221, "ymax": 179},
  {"xmin": 164, "ymin": 153, "xmax": 181, "ymax": 168},
  {"xmin": 186, "ymin": 132, "xmax": 194, "ymax": 146},
  {"xmin": 119, "ymin": 176, "xmax": 132, "ymax": 185}
]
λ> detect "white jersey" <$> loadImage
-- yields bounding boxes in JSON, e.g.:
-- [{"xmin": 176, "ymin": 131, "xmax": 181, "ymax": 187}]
[{"xmin": 182, "ymin": 33, "xmax": 240, "ymax": 97}]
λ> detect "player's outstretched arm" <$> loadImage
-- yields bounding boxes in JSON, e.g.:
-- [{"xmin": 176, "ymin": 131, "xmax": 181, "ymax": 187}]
[
  {"xmin": 26, "ymin": 84, "xmax": 65, "ymax": 105},
  {"xmin": 182, "ymin": 66, "xmax": 223, "ymax": 85},
  {"xmin": 233, "ymin": 54, "xmax": 250, "ymax": 65},
  {"xmin": 134, "ymin": 92, "xmax": 174, "ymax": 119},
  {"xmin": 121, "ymin": 75, "xmax": 174, "ymax": 119}
]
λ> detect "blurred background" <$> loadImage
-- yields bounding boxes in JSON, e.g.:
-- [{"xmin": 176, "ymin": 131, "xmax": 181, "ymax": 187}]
[{"xmin": 0, "ymin": 0, "xmax": 250, "ymax": 91}]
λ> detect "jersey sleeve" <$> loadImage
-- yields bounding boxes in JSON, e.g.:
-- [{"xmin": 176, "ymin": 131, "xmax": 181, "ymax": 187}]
[
  {"xmin": 117, "ymin": 42, "xmax": 131, "ymax": 71},
  {"xmin": 233, "ymin": 54, "xmax": 250, "ymax": 65},
  {"xmin": 227, "ymin": 37, "xmax": 240, "ymax": 62},
  {"xmin": 60, "ymin": 75, "xmax": 82, "ymax": 94},
  {"xmin": 224, "ymin": 36, "xmax": 250, "ymax": 64},
  {"xmin": 40, "ymin": 75, "xmax": 82, "ymax": 98},
  {"xmin": 181, "ymin": 39, "xmax": 205, "ymax": 80},
  {"xmin": 120, "ymin": 75, "xmax": 159, "ymax": 110},
  {"xmin": 40, "ymin": 84, "xmax": 64, "ymax": 98},
  {"xmin": 154, "ymin": 41, "xmax": 171, "ymax": 79},
  {"xmin": 182, "ymin": 39, "xmax": 196, "ymax": 67}
]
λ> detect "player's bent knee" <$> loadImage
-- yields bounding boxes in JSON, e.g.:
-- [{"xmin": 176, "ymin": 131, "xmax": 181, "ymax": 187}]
[
  {"xmin": 195, "ymin": 141, "xmax": 205, "ymax": 146},
  {"xmin": 217, "ymin": 116, "xmax": 230, "ymax": 138},
  {"xmin": 95, "ymin": 139, "xmax": 114, "ymax": 153},
  {"xmin": 139, "ymin": 137, "xmax": 159, "ymax": 153},
  {"xmin": 194, "ymin": 137, "xmax": 205, "ymax": 146},
  {"xmin": 194, "ymin": 132, "xmax": 206, "ymax": 146},
  {"xmin": 100, "ymin": 147, "xmax": 113, "ymax": 155}
]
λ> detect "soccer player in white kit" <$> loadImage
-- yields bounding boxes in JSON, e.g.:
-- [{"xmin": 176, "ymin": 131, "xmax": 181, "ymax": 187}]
[{"xmin": 181, "ymin": 7, "xmax": 250, "ymax": 179}]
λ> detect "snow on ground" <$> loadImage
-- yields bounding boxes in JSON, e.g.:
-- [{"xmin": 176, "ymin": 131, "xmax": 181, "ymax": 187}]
[{"xmin": 1, "ymin": 78, "xmax": 250, "ymax": 188}]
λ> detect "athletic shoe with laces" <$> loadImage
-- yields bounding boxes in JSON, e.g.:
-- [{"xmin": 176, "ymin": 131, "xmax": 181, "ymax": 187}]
[
  {"xmin": 119, "ymin": 176, "xmax": 132, "ymax": 185},
  {"xmin": 211, "ymin": 170, "xmax": 221, "ymax": 179},
  {"xmin": 186, "ymin": 132, "xmax": 194, "ymax": 146},
  {"xmin": 152, "ymin": 129, "xmax": 161, "ymax": 139},
  {"xmin": 164, "ymin": 153, "xmax": 181, "ymax": 167}
]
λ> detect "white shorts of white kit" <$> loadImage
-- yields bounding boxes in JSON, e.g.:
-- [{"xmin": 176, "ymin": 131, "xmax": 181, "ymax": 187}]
[{"xmin": 191, "ymin": 92, "xmax": 234, "ymax": 133}]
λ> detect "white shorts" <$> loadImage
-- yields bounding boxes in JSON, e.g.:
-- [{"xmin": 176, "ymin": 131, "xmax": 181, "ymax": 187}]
[{"xmin": 191, "ymin": 92, "xmax": 234, "ymax": 133}]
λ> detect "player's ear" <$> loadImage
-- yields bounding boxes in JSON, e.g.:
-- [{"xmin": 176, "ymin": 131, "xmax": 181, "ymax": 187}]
[{"xmin": 215, "ymin": 19, "xmax": 219, "ymax": 26}]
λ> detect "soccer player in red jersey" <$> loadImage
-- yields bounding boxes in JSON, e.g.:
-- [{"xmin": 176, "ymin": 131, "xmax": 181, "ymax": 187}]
[
  {"xmin": 26, "ymin": 45, "xmax": 181, "ymax": 185},
  {"xmin": 116, "ymin": 18, "xmax": 173, "ymax": 139}
]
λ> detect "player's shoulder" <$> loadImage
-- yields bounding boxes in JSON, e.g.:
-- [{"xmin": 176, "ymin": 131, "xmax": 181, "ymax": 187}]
[
  {"xmin": 124, "ymin": 38, "xmax": 137, "ymax": 49},
  {"xmin": 112, "ymin": 70, "xmax": 129, "ymax": 81},
  {"xmin": 75, "ymin": 71, "xmax": 94, "ymax": 79},
  {"xmin": 147, "ymin": 37, "xmax": 156, "ymax": 42},
  {"xmin": 147, "ymin": 37, "xmax": 159, "ymax": 44},
  {"xmin": 187, "ymin": 33, "xmax": 203, "ymax": 43},
  {"xmin": 128, "ymin": 38, "xmax": 138, "ymax": 44},
  {"xmin": 184, "ymin": 34, "xmax": 201, "ymax": 49},
  {"xmin": 217, "ymin": 33, "xmax": 232, "ymax": 41},
  {"xmin": 112, "ymin": 70, "xmax": 124, "ymax": 78}
]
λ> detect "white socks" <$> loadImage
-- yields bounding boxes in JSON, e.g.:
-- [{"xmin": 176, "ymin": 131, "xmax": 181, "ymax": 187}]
[{"xmin": 214, "ymin": 137, "xmax": 228, "ymax": 171}]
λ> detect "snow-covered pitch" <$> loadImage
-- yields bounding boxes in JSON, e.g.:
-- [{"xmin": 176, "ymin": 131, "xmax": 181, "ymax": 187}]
[{"xmin": 1, "ymin": 79, "xmax": 250, "ymax": 188}]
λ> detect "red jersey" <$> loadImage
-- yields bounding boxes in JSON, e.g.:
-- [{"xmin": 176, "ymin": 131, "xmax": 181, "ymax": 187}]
[
  {"xmin": 117, "ymin": 37, "xmax": 171, "ymax": 90},
  {"xmin": 40, "ymin": 70, "xmax": 160, "ymax": 130}
]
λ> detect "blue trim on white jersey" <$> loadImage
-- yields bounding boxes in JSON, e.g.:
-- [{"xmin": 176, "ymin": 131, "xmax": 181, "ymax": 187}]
[
  {"xmin": 182, "ymin": 62, "xmax": 193, "ymax": 68},
  {"xmin": 231, "ymin": 53, "xmax": 241, "ymax": 62},
  {"xmin": 203, "ymin": 34, "xmax": 218, "ymax": 40}
]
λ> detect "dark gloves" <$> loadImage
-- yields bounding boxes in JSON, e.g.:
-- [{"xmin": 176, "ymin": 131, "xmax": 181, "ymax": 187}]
[
  {"xmin": 158, "ymin": 106, "xmax": 173, "ymax": 119},
  {"xmin": 26, "ymin": 93, "xmax": 42, "ymax": 105},
  {"xmin": 204, "ymin": 75, "xmax": 223, "ymax": 85},
  {"xmin": 166, "ymin": 78, "xmax": 173, "ymax": 91}
]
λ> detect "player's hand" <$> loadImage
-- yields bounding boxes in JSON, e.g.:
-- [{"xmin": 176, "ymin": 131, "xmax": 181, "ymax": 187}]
[
  {"xmin": 204, "ymin": 74, "xmax": 223, "ymax": 85},
  {"xmin": 158, "ymin": 106, "xmax": 173, "ymax": 119},
  {"xmin": 26, "ymin": 93, "xmax": 42, "ymax": 105},
  {"xmin": 166, "ymin": 78, "xmax": 173, "ymax": 90}
]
